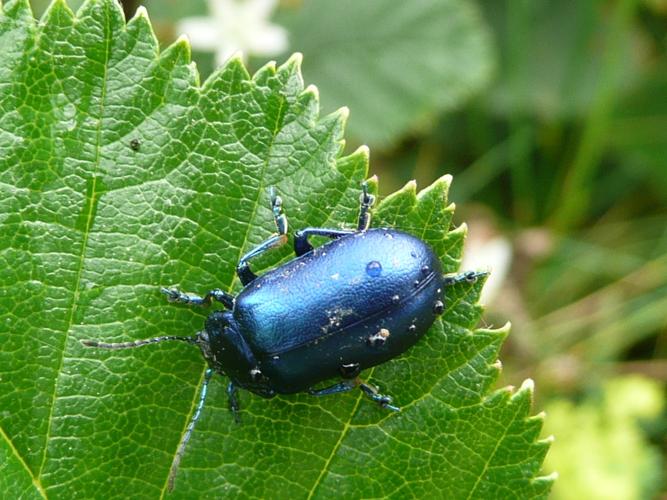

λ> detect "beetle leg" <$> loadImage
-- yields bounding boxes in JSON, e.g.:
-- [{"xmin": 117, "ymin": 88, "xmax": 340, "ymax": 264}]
[
  {"xmin": 237, "ymin": 234, "xmax": 286, "ymax": 285},
  {"xmin": 161, "ymin": 288, "xmax": 234, "ymax": 309},
  {"xmin": 359, "ymin": 382, "xmax": 400, "ymax": 412},
  {"xmin": 308, "ymin": 379, "xmax": 357, "ymax": 396},
  {"xmin": 357, "ymin": 181, "xmax": 376, "ymax": 231},
  {"xmin": 442, "ymin": 270, "xmax": 489, "ymax": 287},
  {"xmin": 309, "ymin": 377, "xmax": 400, "ymax": 412},
  {"xmin": 269, "ymin": 187, "xmax": 288, "ymax": 236},
  {"xmin": 294, "ymin": 228, "xmax": 354, "ymax": 256},
  {"xmin": 227, "ymin": 381, "xmax": 241, "ymax": 423},
  {"xmin": 168, "ymin": 367, "xmax": 214, "ymax": 492},
  {"xmin": 236, "ymin": 188, "xmax": 290, "ymax": 286}
]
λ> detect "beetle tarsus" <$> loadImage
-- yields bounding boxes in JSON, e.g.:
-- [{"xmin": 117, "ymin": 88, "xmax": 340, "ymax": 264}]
[
  {"xmin": 359, "ymin": 382, "xmax": 400, "ymax": 412},
  {"xmin": 269, "ymin": 186, "xmax": 288, "ymax": 236},
  {"xmin": 357, "ymin": 181, "xmax": 376, "ymax": 231},
  {"xmin": 442, "ymin": 270, "xmax": 489, "ymax": 287}
]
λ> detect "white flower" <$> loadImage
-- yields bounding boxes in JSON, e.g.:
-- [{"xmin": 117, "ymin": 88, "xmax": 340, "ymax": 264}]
[{"xmin": 177, "ymin": 0, "xmax": 288, "ymax": 66}]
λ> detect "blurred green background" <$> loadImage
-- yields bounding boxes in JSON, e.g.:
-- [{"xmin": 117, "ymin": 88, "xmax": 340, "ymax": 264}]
[{"xmin": 28, "ymin": 0, "xmax": 667, "ymax": 497}]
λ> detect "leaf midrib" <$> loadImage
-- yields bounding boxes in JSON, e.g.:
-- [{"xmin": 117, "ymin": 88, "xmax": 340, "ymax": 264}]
[
  {"xmin": 158, "ymin": 79, "xmax": 289, "ymax": 497},
  {"xmin": 37, "ymin": 1, "xmax": 112, "ymax": 491}
]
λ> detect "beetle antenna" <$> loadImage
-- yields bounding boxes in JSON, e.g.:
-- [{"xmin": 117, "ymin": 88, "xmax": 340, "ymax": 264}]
[
  {"xmin": 443, "ymin": 270, "xmax": 489, "ymax": 287},
  {"xmin": 81, "ymin": 335, "xmax": 198, "ymax": 349},
  {"xmin": 168, "ymin": 367, "xmax": 214, "ymax": 491}
]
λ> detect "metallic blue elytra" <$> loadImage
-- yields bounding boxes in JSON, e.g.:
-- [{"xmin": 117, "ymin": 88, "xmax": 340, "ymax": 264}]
[
  {"xmin": 82, "ymin": 183, "xmax": 485, "ymax": 490},
  {"xmin": 226, "ymin": 228, "xmax": 444, "ymax": 394}
]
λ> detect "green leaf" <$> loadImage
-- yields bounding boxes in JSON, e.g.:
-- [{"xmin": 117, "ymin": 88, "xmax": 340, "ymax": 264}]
[
  {"xmin": 280, "ymin": 0, "xmax": 494, "ymax": 149},
  {"xmin": 0, "ymin": 0, "xmax": 551, "ymax": 497}
]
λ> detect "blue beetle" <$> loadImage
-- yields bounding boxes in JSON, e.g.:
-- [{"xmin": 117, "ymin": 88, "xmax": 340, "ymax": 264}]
[{"xmin": 83, "ymin": 183, "xmax": 484, "ymax": 489}]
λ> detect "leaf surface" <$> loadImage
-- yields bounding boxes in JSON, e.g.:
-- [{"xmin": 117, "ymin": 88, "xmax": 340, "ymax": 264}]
[{"xmin": 0, "ymin": 1, "xmax": 551, "ymax": 498}]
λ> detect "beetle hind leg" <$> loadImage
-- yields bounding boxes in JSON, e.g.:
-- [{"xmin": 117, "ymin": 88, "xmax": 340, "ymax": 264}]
[
  {"xmin": 308, "ymin": 376, "xmax": 400, "ymax": 412},
  {"xmin": 308, "ymin": 379, "xmax": 357, "ymax": 396}
]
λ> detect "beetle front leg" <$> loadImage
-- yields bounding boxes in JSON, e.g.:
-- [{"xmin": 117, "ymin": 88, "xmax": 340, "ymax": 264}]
[
  {"xmin": 236, "ymin": 188, "xmax": 289, "ymax": 286},
  {"xmin": 161, "ymin": 288, "xmax": 235, "ymax": 309}
]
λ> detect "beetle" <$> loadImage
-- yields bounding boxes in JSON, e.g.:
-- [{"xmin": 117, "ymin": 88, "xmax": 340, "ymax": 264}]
[{"xmin": 82, "ymin": 182, "xmax": 485, "ymax": 489}]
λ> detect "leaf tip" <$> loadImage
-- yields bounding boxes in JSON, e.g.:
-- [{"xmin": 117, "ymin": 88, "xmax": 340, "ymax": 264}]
[
  {"xmin": 2, "ymin": 0, "xmax": 32, "ymax": 19},
  {"xmin": 335, "ymin": 106, "xmax": 350, "ymax": 121},
  {"xmin": 226, "ymin": 51, "xmax": 246, "ymax": 67},
  {"xmin": 513, "ymin": 378, "xmax": 535, "ymax": 402},
  {"xmin": 432, "ymin": 174, "xmax": 452, "ymax": 193},
  {"xmin": 303, "ymin": 83, "xmax": 319, "ymax": 100},
  {"xmin": 172, "ymin": 33, "xmax": 193, "ymax": 56},
  {"xmin": 132, "ymin": 4, "xmax": 149, "ymax": 21},
  {"xmin": 287, "ymin": 51, "xmax": 303, "ymax": 68},
  {"xmin": 42, "ymin": 0, "xmax": 73, "ymax": 22},
  {"xmin": 543, "ymin": 470, "xmax": 559, "ymax": 482},
  {"xmin": 454, "ymin": 220, "xmax": 467, "ymax": 236},
  {"xmin": 261, "ymin": 59, "xmax": 278, "ymax": 74},
  {"xmin": 173, "ymin": 33, "xmax": 191, "ymax": 49},
  {"xmin": 353, "ymin": 144, "xmax": 370, "ymax": 158}
]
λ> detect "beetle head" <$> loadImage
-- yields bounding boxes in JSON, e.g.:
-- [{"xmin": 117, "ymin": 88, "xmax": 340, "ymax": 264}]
[{"xmin": 201, "ymin": 311, "xmax": 275, "ymax": 398}]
